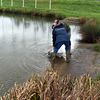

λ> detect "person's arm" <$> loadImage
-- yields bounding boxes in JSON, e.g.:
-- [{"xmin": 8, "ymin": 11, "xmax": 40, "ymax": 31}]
[
  {"xmin": 64, "ymin": 23, "xmax": 71, "ymax": 38},
  {"xmin": 52, "ymin": 29, "xmax": 56, "ymax": 47}
]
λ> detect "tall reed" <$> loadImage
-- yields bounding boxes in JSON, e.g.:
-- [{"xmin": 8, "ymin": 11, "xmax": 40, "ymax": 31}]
[
  {"xmin": 81, "ymin": 19, "xmax": 100, "ymax": 43},
  {"xmin": 1, "ymin": 70, "xmax": 100, "ymax": 100}
]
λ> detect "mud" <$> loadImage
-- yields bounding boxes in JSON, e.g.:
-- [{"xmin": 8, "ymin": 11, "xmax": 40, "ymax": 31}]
[{"xmin": 49, "ymin": 44, "xmax": 100, "ymax": 77}]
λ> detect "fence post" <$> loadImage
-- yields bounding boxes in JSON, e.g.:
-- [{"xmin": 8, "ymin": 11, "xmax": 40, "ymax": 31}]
[
  {"xmin": 22, "ymin": 0, "xmax": 24, "ymax": 7},
  {"xmin": 11, "ymin": 0, "xmax": 13, "ymax": 7},
  {"xmin": 35, "ymin": 0, "xmax": 37, "ymax": 8},
  {"xmin": 49, "ymin": 0, "xmax": 51, "ymax": 10},
  {"xmin": 1, "ymin": 0, "xmax": 2, "ymax": 7}
]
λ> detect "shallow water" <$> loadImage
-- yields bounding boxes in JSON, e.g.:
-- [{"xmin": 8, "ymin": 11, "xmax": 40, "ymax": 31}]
[{"xmin": 0, "ymin": 14, "xmax": 81, "ymax": 95}]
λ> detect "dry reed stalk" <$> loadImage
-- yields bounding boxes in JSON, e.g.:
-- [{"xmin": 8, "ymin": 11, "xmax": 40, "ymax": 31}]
[{"xmin": 1, "ymin": 70, "xmax": 100, "ymax": 100}]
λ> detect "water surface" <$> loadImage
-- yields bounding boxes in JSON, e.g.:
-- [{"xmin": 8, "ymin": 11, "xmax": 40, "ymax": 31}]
[{"xmin": 0, "ymin": 14, "xmax": 81, "ymax": 95}]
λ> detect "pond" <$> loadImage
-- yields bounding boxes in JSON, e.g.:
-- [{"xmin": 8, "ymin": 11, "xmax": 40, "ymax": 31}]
[{"xmin": 0, "ymin": 14, "xmax": 81, "ymax": 95}]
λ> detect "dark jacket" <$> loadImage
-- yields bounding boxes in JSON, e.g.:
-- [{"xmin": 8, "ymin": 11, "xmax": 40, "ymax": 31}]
[{"xmin": 52, "ymin": 23, "xmax": 70, "ymax": 46}]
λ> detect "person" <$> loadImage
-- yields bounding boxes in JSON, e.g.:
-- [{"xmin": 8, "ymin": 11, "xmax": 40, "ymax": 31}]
[{"xmin": 52, "ymin": 19, "xmax": 71, "ymax": 62}]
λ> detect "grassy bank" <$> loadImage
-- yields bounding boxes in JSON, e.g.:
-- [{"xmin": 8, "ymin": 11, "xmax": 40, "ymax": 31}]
[
  {"xmin": 0, "ymin": 0, "xmax": 100, "ymax": 19},
  {"xmin": 1, "ymin": 70, "xmax": 100, "ymax": 100}
]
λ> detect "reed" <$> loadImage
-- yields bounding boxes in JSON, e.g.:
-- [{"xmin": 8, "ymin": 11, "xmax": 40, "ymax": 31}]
[
  {"xmin": 81, "ymin": 19, "xmax": 100, "ymax": 43},
  {"xmin": 1, "ymin": 70, "xmax": 100, "ymax": 100}
]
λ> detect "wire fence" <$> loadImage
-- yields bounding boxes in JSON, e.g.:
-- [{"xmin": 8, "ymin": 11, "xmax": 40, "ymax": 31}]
[{"xmin": 0, "ymin": 0, "xmax": 52, "ymax": 9}]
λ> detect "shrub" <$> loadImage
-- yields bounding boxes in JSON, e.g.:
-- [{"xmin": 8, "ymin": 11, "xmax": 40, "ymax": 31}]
[
  {"xmin": 81, "ymin": 19, "xmax": 100, "ymax": 43},
  {"xmin": 79, "ymin": 17, "xmax": 87, "ymax": 24}
]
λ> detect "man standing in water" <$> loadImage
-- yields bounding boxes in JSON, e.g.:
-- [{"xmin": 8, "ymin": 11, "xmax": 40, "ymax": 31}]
[{"xmin": 52, "ymin": 19, "xmax": 71, "ymax": 62}]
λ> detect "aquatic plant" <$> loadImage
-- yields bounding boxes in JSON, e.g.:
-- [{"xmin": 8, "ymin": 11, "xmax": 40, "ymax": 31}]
[{"xmin": 1, "ymin": 69, "xmax": 100, "ymax": 100}]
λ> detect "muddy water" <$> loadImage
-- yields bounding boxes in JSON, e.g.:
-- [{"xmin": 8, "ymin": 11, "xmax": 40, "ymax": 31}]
[{"xmin": 0, "ymin": 14, "xmax": 81, "ymax": 95}]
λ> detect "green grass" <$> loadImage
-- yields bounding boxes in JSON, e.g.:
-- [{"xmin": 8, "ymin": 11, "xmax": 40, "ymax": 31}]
[
  {"xmin": 95, "ymin": 73, "xmax": 100, "ymax": 81},
  {"xmin": 0, "ymin": 0, "xmax": 100, "ymax": 19},
  {"xmin": 93, "ymin": 44, "xmax": 100, "ymax": 52}
]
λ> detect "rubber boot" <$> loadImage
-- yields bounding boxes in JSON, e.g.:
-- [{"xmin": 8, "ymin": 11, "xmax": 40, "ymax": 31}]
[
  {"xmin": 51, "ymin": 52, "xmax": 56, "ymax": 60},
  {"xmin": 66, "ymin": 50, "xmax": 71, "ymax": 63}
]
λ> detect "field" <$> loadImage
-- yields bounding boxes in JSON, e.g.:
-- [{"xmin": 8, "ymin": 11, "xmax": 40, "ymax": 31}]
[{"xmin": 0, "ymin": 0, "xmax": 100, "ymax": 19}]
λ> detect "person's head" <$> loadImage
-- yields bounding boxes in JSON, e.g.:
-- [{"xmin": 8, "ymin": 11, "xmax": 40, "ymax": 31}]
[
  {"xmin": 52, "ymin": 19, "xmax": 60, "ymax": 29},
  {"xmin": 54, "ymin": 19, "xmax": 59, "ymax": 24}
]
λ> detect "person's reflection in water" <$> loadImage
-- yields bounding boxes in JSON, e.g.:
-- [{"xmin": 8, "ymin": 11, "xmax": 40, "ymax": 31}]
[{"xmin": 48, "ymin": 55, "xmax": 66, "ymax": 70}]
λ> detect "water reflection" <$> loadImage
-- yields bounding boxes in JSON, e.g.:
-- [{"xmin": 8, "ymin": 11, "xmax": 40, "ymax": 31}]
[
  {"xmin": 71, "ymin": 25, "xmax": 81, "ymax": 50},
  {"xmin": 0, "ymin": 14, "xmax": 81, "ymax": 96}
]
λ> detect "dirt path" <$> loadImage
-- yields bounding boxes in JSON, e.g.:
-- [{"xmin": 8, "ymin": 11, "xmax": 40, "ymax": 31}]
[{"xmin": 49, "ymin": 44, "xmax": 100, "ymax": 77}]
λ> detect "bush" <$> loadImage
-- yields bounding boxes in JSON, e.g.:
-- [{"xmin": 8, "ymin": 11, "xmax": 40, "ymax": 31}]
[
  {"xmin": 81, "ymin": 19, "xmax": 100, "ymax": 43},
  {"xmin": 79, "ymin": 17, "xmax": 87, "ymax": 24}
]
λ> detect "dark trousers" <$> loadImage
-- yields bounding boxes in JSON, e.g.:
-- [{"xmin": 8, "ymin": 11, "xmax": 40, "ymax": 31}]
[{"xmin": 54, "ymin": 41, "xmax": 71, "ymax": 53}]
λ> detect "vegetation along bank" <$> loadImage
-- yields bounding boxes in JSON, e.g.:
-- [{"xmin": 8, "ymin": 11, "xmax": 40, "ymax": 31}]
[{"xmin": 0, "ymin": 0, "xmax": 100, "ymax": 20}]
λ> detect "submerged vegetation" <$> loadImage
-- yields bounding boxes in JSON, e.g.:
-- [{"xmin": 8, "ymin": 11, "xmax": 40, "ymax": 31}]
[
  {"xmin": 1, "ymin": 70, "xmax": 100, "ymax": 100},
  {"xmin": 0, "ymin": 0, "xmax": 100, "ymax": 19}
]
